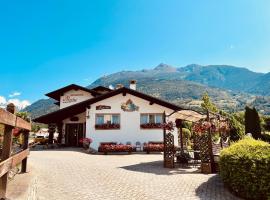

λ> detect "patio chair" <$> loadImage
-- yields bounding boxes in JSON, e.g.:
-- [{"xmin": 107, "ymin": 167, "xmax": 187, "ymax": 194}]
[
  {"xmin": 135, "ymin": 141, "xmax": 141, "ymax": 152},
  {"xmin": 188, "ymin": 150, "xmax": 201, "ymax": 168}
]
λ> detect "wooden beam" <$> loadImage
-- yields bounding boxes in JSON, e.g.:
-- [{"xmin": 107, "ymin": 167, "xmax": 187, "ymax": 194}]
[
  {"xmin": 122, "ymin": 92, "xmax": 126, "ymax": 96},
  {"xmin": 0, "ymin": 108, "xmax": 31, "ymax": 130},
  {"xmin": 0, "ymin": 158, "xmax": 12, "ymax": 178},
  {"xmin": 21, "ymin": 131, "xmax": 29, "ymax": 173},
  {"xmin": 0, "ymin": 149, "xmax": 30, "ymax": 177},
  {"xmin": 16, "ymin": 117, "xmax": 31, "ymax": 130},
  {"xmin": 0, "ymin": 108, "xmax": 16, "ymax": 127}
]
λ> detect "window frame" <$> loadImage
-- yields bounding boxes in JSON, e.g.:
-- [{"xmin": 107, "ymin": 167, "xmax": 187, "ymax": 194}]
[
  {"xmin": 95, "ymin": 113, "xmax": 121, "ymax": 130},
  {"xmin": 140, "ymin": 113, "xmax": 163, "ymax": 129}
]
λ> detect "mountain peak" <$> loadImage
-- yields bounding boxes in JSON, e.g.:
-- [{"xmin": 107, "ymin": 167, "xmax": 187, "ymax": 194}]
[{"xmin": 154, "ymin": 63, "xmax": 177, "ymax": 72}]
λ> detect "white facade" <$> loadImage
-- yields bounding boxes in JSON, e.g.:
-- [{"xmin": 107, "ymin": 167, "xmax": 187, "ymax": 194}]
[
  {"xmin": 85, "ymin": 93, "xmax": 178, "ymax": 150},
  {"xmin": 58, "ymin": 88, "xmax": 178, "ymax": 150},
  {"xmin": 60, "ymin": 89, "xmax": 93, "ymax": 109}
]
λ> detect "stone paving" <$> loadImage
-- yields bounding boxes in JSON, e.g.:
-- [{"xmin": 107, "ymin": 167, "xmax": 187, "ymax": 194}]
[{"xmin": 23, "ymin": 148, "xmax": 241, "ymax": 200}]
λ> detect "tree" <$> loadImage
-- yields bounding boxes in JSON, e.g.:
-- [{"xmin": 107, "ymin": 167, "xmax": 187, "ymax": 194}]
[
  {"xmin": 219, "ymin": 110, "xmax": 245, "ymax": 141},
  {"xmin": 16, "ymin": 111, "xmax": 30, "ymax": 122},
  {"xmin": 201, "ymin": 92, "xmax": 218, "ymax": 113},
  {"xmin": 245, "ymin": 106, "xmax": 261, "ymax": 139}
]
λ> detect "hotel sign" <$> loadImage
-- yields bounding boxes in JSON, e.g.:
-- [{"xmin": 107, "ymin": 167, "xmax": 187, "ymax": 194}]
[
  {"xmin": 62, "ymin": 93, "xmax": 84, "ymax": 104},
  {"xmin": 96, "ymin": 105, "xmax": 111, "ymax": 110}
]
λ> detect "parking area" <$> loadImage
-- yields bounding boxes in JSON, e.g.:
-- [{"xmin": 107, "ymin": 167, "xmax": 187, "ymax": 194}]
[{"xmin": 19, "ymin": 148, "xmax": 241, "ymax": 200}]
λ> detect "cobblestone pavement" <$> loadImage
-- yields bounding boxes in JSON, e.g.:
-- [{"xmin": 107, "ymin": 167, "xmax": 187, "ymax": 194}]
[{"xmin": 26, "ymin": 148, "xmax": 241, "ymax": 200}]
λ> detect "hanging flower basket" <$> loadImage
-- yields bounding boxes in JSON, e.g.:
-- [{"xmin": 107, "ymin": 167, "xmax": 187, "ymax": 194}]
[
  {"xmin": 12, "ymin": 128, "xmax": 21, "ymax": 137},
  {"xmin": 162, "ymin": 121, "xmax": 174, "ymax": 132}
]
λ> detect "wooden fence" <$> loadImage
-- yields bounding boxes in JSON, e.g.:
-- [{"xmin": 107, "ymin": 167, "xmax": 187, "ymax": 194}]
[{"xmin": 0, "ymin": 104, "xmax": 31, "ymax": 199}]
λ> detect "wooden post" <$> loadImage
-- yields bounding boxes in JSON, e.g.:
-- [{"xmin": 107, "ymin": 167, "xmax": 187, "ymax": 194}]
[
  {"xmin": 21, "ymin": 130, "xmax": 29, "ymax": 173},
  {"xmin": 207, "ymin": 110, "xmax": 215, "ymax": 173},
  {"xmin": 163, "ymin": 111, "xmax": 166, "ymax": 167},
  {"xmin": 0, "ymin": 104, "xmax": 15, "ymax": 199},
  {"xmin": 179, "ymin": 120, "xmax": 183, "ymax": 150},
  {"xmin": 48, "ymin": 123, "xmax": 55, "ymax": 145},
  {"xmin": 0, "ymin": 125, "xmax": 13, "ymax": 198}
]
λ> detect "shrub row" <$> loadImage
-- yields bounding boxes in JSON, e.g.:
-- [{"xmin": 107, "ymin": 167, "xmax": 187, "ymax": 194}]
[{"xmin": 219, "ymin": 137, "xmax": 270, "ymax": 200}]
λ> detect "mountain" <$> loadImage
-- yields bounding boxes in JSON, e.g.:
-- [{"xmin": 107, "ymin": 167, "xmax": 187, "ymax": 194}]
[
  {"xmin": 178, "ymin": 64, "xmax": 264, "ymax": 92},
  {"xmin": 91, "ymin": 63, "xmax": 266, "ymax": 94},
  {"xmin": 24, "ymin": 63, "xmax": 270, "ymax": 118},
  {"xmin": 24, "ymin": 98, "xmax": 58, "ymax": 119}
]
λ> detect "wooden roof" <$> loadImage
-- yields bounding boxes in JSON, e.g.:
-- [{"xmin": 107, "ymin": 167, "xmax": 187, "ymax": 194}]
[
  {"xmin": 34, "ymin": 87, "xmax": 182, "ymax": 124},
  {"xmin": 91, "ymin": 86, "xmax": 112, "ymax": 92},
  {"xmin": 46, "ymin": 84, "xmax": 100, "ymax": 101}
]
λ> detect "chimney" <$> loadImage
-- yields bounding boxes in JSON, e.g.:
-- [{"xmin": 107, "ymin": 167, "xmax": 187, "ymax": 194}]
[
  {"xmin": 129, "ymin": 80, "xmax": 137, "ymax": 90},
  {"xmin": 116, "ymin": 84, "xmax": 124, "ymax": 89}
]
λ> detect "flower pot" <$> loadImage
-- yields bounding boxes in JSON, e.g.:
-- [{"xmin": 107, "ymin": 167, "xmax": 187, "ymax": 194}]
[{"xmin": 201, "ymin": 163, "xmax": 212, "ymax": 174}]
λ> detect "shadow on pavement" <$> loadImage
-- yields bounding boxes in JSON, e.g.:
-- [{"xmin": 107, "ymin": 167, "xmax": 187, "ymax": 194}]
[
  {"xmin": 120, "ymin": 160, "xmax": 201, "ymax": 175},
  {"xmin": 195, "ymin": 175, "xmax": 242, "ymax": 200}
]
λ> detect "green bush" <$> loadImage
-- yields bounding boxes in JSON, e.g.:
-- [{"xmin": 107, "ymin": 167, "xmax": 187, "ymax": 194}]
[{"xmin": 219, "ymin": 137, "xmax": 270, "ymax": 200}]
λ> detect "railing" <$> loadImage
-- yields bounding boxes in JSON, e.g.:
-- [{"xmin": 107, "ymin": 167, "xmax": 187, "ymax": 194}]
[{"xmin": 0, "ymin": 104, "xmax": 31, "ymax": 199}]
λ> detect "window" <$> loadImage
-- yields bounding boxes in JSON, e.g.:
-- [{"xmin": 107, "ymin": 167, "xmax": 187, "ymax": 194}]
[
  {"xmin": 140, "ymin": 114, "xmax": 163, "ymax": 129},
  {"xmin": 95, "ymin": 114, "xmax": 120, "ymax": 129}
]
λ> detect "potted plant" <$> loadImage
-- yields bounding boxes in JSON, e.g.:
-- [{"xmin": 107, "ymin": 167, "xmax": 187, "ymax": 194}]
[{"xmin": 79, "ymin": 138, "xmax": 93, "ymax": 149}]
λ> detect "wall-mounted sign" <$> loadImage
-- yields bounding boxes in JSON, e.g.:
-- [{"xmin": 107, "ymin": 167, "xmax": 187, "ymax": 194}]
[
  {"xmin": 121, "ymin": 99, "xmax": 139, "ymax": 112},
  {"xmin": 62, "ymin": 93, "xmax": 84, "ymax": 104},
  {"xmin": 96, "ymin": 105, "xmax": 111, "ymax": 110},
  {"xmin": 70, "ymin": 117, "xmax": 79, "ymax": 121}
]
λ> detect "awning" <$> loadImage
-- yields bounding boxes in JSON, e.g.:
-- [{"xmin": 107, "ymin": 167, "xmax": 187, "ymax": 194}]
[{"xmin": 170, "ymin": 110, "xmax": 206, "ymax": 122}]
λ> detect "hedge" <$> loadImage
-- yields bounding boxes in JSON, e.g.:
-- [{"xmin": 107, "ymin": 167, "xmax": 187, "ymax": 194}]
[{"xmin": 219, "ymin": 137, "xmax": 270, "ymax": 200}]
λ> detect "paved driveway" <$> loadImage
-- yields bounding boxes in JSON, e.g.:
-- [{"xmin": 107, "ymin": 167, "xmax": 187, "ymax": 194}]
[{"xmin": 26, "ymin": 148, "xmax": 240, "ymax": 200}]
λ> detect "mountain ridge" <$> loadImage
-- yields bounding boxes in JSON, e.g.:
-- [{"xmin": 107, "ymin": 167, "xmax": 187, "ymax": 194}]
[{"xmin": 24, "ymin": 63, "xmax": 270, "ymax": 118}]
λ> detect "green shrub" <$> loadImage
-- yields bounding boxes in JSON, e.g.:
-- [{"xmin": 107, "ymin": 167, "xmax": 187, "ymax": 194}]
[
  {"xmin": 219, "ymin": 137, "xmax": 270, "ymax": 200},
  {"xmin": 182, "ymin": 128, "xmax": 191, "ymax": 146}
]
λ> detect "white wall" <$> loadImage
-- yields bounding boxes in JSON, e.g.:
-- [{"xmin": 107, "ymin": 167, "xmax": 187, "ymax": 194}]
[
  {"xmin": 85, "ymin": 93, "xmax": 178, "ymax": 150},
  {"xmin": 60, "ymin": 89, "xmax": 93, "ymax": 109}
]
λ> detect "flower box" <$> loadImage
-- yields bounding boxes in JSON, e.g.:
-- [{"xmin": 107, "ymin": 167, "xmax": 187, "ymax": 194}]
[
  {"xmin": 143, "ymin": 141, "xmax": 164, "ymax": 153},
  {"xmin": 95, "ymin": 124, "xmax": 120, "ymax": 130},
  {"xmin": 98, "ymin": 143, "xmax": 133, "ymax": 154},
  {"xmin": 140, "ymin": 123, "xmax": 162, "ymax": 129}
]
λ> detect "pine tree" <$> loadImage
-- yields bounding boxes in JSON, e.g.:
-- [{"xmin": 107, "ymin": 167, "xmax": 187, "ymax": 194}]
[
  {"xmin": 244, "ymin": 106, "xmax": 261, "ymax": 139},
  {"xmin": 252, "ymin": 107, "xmax": 262, "ymax": 139},
  {"xmin": 201, "ymin": 92, "xmax": 218, "ymax": 113}
]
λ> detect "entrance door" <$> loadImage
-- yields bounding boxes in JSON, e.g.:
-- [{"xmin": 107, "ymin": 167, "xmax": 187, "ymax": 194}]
[{"xmin": 65, "ymin": 123, "xmax": 84, "ymax": 146}]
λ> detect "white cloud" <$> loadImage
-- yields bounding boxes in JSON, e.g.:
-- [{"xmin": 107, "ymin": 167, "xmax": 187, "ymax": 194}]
[
  {"xmin": 9, "ymin": 92, "xmax": 21, "ymax": 98},
  {"xmin": 8, "ymin": 99, "xmax": 30, "ymax": 110},
  {"xmin": 0, "ymin": 96, "xmax": 7, "ymax": 108}
]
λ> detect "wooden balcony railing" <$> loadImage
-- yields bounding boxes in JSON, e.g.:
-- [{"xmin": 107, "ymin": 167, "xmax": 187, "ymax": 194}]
[{"xmin": 0, "ymin": 104, "xmax": 31, "ymax": 199}]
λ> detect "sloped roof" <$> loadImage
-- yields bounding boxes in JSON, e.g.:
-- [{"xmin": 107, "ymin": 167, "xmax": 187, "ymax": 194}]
[
  {"xmin": 34, "ymin": 87, "xmax": 182, "ymax": 124},
  {"xmin": 46, "ymin": 84, "xmax": 100, "ymax": 101},
  {"xmin": 91, "ymin": 86, "xmax": 112, "ymax": 92}
]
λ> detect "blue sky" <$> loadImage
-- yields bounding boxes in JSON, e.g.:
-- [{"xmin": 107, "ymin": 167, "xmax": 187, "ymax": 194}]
[{"xmin": 1, "ymin": 0, "xmax": 270, "ymax": 107}]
